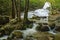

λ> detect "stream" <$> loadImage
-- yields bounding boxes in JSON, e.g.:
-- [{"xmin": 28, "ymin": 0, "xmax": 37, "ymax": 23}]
[{"xmin": 0, "ymin": 2, "xmax": 57, "ymax": 40}]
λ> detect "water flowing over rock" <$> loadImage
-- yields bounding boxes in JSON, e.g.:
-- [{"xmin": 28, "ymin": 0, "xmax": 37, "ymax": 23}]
[
  {"xmin": 21, "ymin": 2, "xmax": 51, "ymax": 19},
  {"xmin": 22, "ymin": 23, "xmax": 38, "ymax": 39},
  {"xmin": 43, "ymin": 2, "xmax": 51, "ymax": 9}
]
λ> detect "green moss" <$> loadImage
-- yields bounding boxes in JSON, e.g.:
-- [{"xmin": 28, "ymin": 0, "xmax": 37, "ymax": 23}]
[
  {"xmin": 7, "ymin": 30, "xmax": 23, "ymax": 40},
  {"xmin": 55, "ymin": 33, "xmax": 60, "ymax": 40}
]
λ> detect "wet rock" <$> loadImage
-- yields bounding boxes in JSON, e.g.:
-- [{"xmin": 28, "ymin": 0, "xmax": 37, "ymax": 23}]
[
  {"xmin": 36, "ymin": 24, "xmax": 49, "ymax": 32},
  {"xmin": 40, "ymin": 26, "xmax": 49, "ymax": 32},
  {"xmin": 55, "ymin": 26, "xmax": 60, "ymax": 32}
]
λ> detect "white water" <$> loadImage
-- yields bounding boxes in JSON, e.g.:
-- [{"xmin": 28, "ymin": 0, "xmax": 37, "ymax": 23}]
[
  {"xmin": 23, "ymin": 23, "xmax": 38, "ymax": 38},
  {"xmin": 0, "ymin": 35, "xmax": 8, "ymax": 40},
  {"xmin": 43, "ymin": 2, "xmax": 51, "ymax": 9},
  {"xmin": 21, "ymin": 2, "xmax": 51, "ymax": 19},
  {"xmin": 47, "ymin": 26, "xmax": 56, "ymax": 35}
]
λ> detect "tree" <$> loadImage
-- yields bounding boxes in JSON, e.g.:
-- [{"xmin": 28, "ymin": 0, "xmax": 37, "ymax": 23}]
[
  {"xmin": 0, "ymin": 0, "xmax": 10, "ymax": 15},
  {"xmin": 15, "ymin": 0, "xmax": 22, "ymax": 28},
  {"xmin": 24, "ymin": 0, "xmax": 29, "ymax": 21},
  {"xmin": 11, "ymin": 0, "xmax": 16, "ymax": 18},
  {"xmin": 23, "ymin": 0, "xmax": 29, "ymax": 28},
  {"xmin": 16, "ymin": 0, "xmax": 21, "ymax": 22}
]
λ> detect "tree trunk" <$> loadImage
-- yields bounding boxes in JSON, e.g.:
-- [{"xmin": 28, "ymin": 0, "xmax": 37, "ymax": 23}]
[
  {"xmin": 24, "ymin": 0, "xmax": 29, "ymax": 21},
  {"xmin": 11, "ymin": 0, "xmax": 16, "ymax": 19},
  {"xmin": 15, "ymin": 0, "xmax": 21, "ymax": 22},
  {"xmin": 16, "ymin": 0, "xmax": 21, "ymax": 28},
  {"xmin": 23, "ymin": 0, "xmax": 29, "ymax": 29}
]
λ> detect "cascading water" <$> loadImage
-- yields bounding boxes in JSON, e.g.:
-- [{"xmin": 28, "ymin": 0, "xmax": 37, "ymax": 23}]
[
  {"xmin": 22, "ymin": 1, "xmax": 52, "ymax": 39},
  {"xmin": 22, "ymin": 23, "xmax": 38, "ymax": 38},
  {"xmin": 21, "ymin": 2, "xmax": 51, "ymax": 19},
  {"xmin": 47, "ymin": 26, "xmax": 56, "ymax": 35},
  {"xmin": 43, "ymin": 2, "xmax": 51, "ymax": 9}
]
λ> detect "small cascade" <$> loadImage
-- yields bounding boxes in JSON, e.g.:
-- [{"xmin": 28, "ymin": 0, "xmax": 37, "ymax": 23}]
[
  {"xmin": 32, "ymin": 23, "xmax": 38, "ymax": 29},
  {"xmin": 23, "ymin": 23, "xmax": 38, "ymax": 38},
  {"xmin": 47, "ymin": 26, "xmax": 56, "ymax": 35},
  {"xmin": 43, "ymin": 2, "xmax": 51, "ymax": 9}
]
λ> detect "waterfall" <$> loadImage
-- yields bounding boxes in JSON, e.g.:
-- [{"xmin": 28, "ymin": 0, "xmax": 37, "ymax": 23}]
[
  {"xmin": 22, "ymin": 23, "xmax": 38, "ymax": 38},
  {"xmin": 32, "ymin": 23, "xmax": 38, "ymax": 29},
  {"xmin": 43, "ymin": 2, "xmax": 51, "ymax": 9}
]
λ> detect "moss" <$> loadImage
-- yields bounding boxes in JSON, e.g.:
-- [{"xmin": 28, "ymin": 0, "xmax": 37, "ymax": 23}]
[
  {"xmin": 55, "ymin": 33, "xmax": 60, "ymax": 40},
  {"xmin": 32, "ymin": 32, "xmax": 54, "ymax": 40},
  {"xmin": 7, "ymin": 30, "xmax": 23, "ymax": 40}
]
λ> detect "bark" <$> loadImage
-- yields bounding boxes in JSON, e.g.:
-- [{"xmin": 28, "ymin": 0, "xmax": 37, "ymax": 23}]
[
  {"xmin": 17, "ymin": 0, "xmax": 21, "ymax": 22},
  {"xmin": 24, "ymin": 0, "xmax": 29, "ymax": 21},
  {"xmin": 11, "ymin": 0, "xmax": 16, "ymax": 18},
  {"xmin": 23, "ymin": 0, "xmax": 29, "ymax": 29},
  {"xmin": 15, "ymin": 0, "xmax": 21, "ymax": 28}
]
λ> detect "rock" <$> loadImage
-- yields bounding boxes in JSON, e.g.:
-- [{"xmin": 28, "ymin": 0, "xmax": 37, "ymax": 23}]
[
  {"xmin": 36, "ymin": 24, "xmax": 49, "ymax": 32},
  {"xmin": 55, "ymin": 33, "xmax": 60, "ymax": 40},
  {"xmin": 40, "ymin": 26, "xmax": 49, "ymax": 32},
  {"xmin": 0, "ymin": 25, "xmax": 15, "ymax": 35},
  {"xmin": 7, "ymin": 30, "xmax": 23, "ymax": 40},
  {"xmin": 32, "ymin": 32, "xmax": 54, "ymax": 40},
  {"xmin": 55, "ymin": 26, "xmax": 60, "ymax": 32}
]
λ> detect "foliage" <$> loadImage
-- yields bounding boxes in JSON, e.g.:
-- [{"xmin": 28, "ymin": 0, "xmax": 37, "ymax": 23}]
[
  {"xmin": 0, "ymin": 0, "xmax": 11, "ymax": 15},
  {"xmin": 0, "ymin": 0, "xmax": 60, "ymax": 15}
]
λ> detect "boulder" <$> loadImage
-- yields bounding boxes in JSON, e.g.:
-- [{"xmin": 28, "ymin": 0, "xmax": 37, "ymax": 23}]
[
  {"xmin": 55, "ymin": 26, "xmax": 60, "ymax": 32},
  {"xmin": 7, "ymin": 30, "xmax": 23, "ymax": 40},
  {"xmin": 55, "ymin": 33, "xmax": 60, "ymax": 40},
  {"xmin": 32, "ymin": 32, "xmax": 54, "ymax": 40}
]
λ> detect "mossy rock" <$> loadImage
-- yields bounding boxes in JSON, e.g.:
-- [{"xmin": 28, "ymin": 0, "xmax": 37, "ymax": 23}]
[
  {"xmin": 0, "ymin": 24, "xmax": 15, "ymax": 35},
  {"xmin": 7, "ymin": 30, "xmax": 23, "ymax": 40},
  {"xmin": 55, "ymin": 33, "xmax": 60, "ymax": 40},
  {"xmin": 32, "ymin": 32, "xmax": 54, "ymax": 40},
  {"xmin": 12, "ymin": 30, "xmax": 23, "ymax": 38}
]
